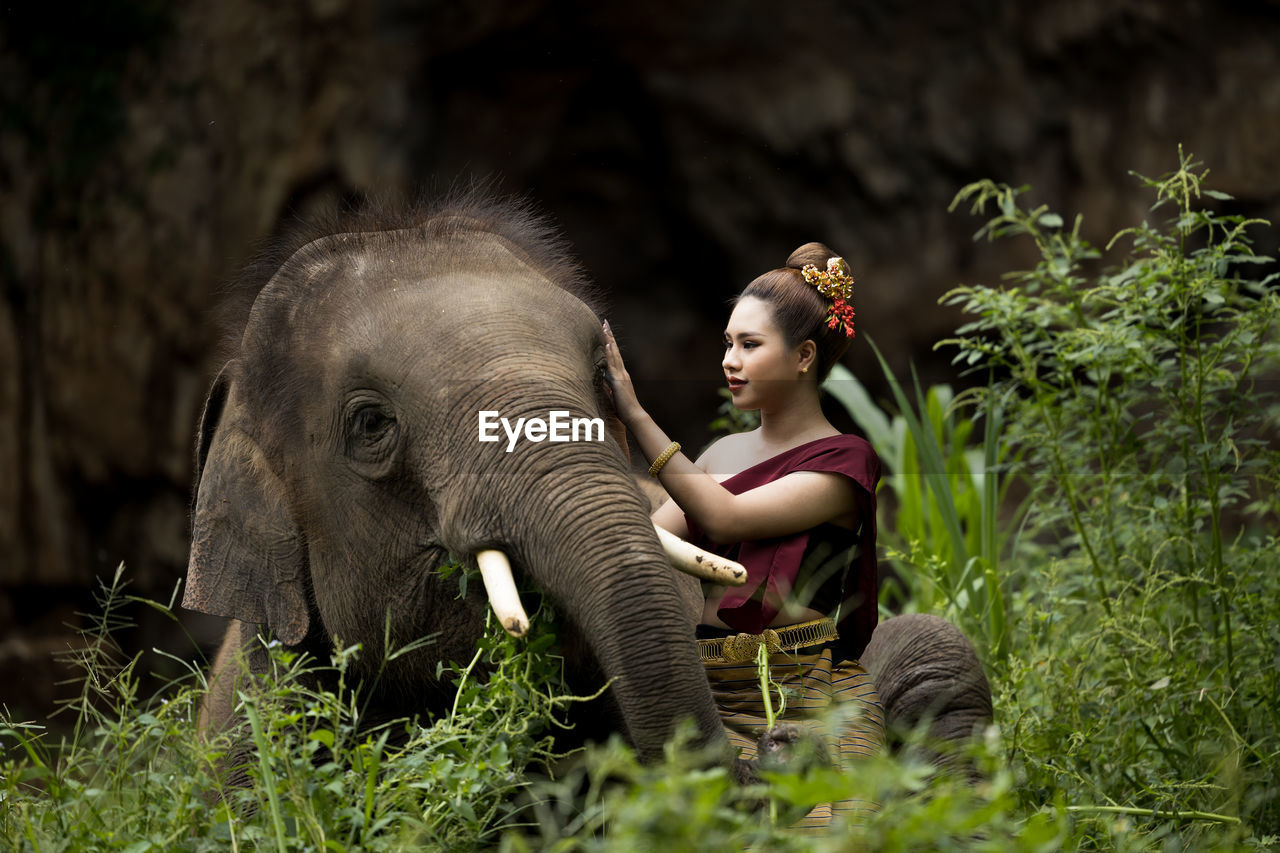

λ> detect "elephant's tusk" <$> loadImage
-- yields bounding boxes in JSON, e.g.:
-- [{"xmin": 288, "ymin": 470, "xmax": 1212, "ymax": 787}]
[
  {"xmin": 655, "ymin": 524, "xmax": 748, "ymax": 586},
  {"xmin": 476, "ymin": 550, "xmax": 530, "ymax": 637}
]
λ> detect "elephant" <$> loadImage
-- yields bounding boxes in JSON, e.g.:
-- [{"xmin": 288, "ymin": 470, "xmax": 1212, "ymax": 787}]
[
  {"xmin": 860, "ymin": 612, "xmax": 994, "ymax": 778},
  {"xmin": 187, "ymin": 195, "xmax": 746, "ymax": 770},
  {"xmin": 184, "ymin": 193, "xmax": 993, "ymax": 792}
]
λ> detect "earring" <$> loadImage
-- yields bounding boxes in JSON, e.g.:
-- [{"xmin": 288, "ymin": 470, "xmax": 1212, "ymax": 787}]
[{"xmin": 800, "ymin": 366, "xmax": 809, "ymax": 374}]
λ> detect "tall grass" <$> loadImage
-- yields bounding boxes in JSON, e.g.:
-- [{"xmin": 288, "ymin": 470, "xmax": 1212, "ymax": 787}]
[
  {"xmin": 820, "ymin": 150, "xmax": 1278, "ymax": 848},
  {"xmin": 0, "ymin": 565, "xmax": 579, "ymax": 851}
]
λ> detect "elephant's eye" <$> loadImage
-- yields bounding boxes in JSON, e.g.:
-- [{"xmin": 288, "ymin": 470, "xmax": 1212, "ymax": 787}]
[
  {"xmin": 345, "ymin": 400, "xmax": 399, "ymax": 467},
  {"xmin": 353, "ymin": 406, "xmax": 392, "ymax": 437},
  {"xmin": 593, "ymin": 361, "xmax": 615, "ymax": 416}
]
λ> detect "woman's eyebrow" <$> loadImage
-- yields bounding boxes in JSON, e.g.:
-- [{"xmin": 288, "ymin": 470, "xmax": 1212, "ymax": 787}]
[{"xmin": 724, "ymin": 329, "xmax": 766, "ymax": 338}]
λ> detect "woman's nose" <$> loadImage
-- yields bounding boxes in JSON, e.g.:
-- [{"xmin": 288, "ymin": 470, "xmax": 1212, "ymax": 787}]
[{"xmin": 722, "ymin": 347, "xmax": 739, "ymax": 371}]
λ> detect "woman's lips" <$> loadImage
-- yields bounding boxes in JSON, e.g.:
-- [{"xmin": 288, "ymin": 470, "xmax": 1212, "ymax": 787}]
[{"xmin": 727, "ymin": 376, "xmax": 747, "ymax": 391}]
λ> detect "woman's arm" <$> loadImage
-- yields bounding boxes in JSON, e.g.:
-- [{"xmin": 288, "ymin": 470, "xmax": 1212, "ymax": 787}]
[
  {"xmin": 650, "ymin": 440, "xmax": 723, "ymax": 538},
  {"xmin": 651, "ymin": 497, "xmax": 690, "ymax": 538},
  {"xmin": 634, "ymin": 415, "xmax": 855, "ymax": 542},
  {"xmin": 604, "ymin": 323, "xmax": 856, "ymax": 544}
]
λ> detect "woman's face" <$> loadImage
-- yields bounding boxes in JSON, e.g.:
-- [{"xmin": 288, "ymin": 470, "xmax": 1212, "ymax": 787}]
[{"xmin": 722, "ymin": 295, "xmax": 806, "ymax": 410}]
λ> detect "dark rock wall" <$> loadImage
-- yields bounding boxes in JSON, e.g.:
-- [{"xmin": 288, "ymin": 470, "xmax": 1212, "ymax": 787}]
[{"xmin": 2, "ymin": 0, "xmax": 1278, "ymax": 716}]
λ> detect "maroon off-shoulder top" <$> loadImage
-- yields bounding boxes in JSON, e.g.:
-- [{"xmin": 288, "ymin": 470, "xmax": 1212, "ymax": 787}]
[{"xmin": 684, "ymin": 434, "xmax": 881, "ymax": 662}]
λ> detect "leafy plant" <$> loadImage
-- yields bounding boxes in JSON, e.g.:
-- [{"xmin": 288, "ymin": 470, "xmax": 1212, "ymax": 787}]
[
  {"xmin": 823, "ymin": 360, "xmax": 1015, "ymax": 665},
  {"xmin": 941, "ymin": 149, "xmax": 1280, "ymax": 843},
  {"xmin": 707, "ymin": 387, "xmax": 760, "ymax": 440},
  {"xmin": 0, "ymin": 567, "xmax": 1086, "ymax": 852},
  {"xmin": 505, "ymin": 724, "xmax": 1083, "ymax": 852},
  {"xmin": 0, "ymin": 565, "xmax": 581, "ymax": 851}
]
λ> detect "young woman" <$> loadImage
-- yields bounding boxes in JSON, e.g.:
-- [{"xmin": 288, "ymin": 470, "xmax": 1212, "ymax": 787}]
[{"xmin": 603, "ymin": 241, "xmax": 884, "ymax": 826}]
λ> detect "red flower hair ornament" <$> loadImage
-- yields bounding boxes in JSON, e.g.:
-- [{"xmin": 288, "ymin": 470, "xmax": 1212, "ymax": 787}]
[{"xmin": 801, "ymin": 256, "xmax": 856, "ymax": 338}]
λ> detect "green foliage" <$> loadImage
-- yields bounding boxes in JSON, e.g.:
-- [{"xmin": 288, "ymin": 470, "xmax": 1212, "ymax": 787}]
[
  {"xmin": 0, "ymin": 565, "xmax": 579, "ymax": 851},
  {"xmin": 822, "ymin": 150, "xmax": 1278, "ymax": 848},
  {"xmin": 824, "ymin": 360, "xmax": 1015, "ymax": 665},
  {"xmin": 1, "ymin": 567, "xmax": 1087, "ymax": 852},
  {"xmin": 503, "ymin": 723, "xmax": 1083, "ymax": 852},
  {"xmin": 942, "ymin": 149, "xmax": 1280, "ymax": 844}
]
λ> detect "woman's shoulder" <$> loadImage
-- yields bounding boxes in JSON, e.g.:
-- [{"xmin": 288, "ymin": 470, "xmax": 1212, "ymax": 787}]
[
  {"xmin": 696, "ymin": 427, "xmax": 747, "ymax": 468},
  {"xmin": 784, "ymin": 433, "xmax": 881, "ymax": 489},
  {"xmin": 800, "ymin": 432, "xmax": 875, "ymax": 455},
  {"xmin": 699, "ymin": 430, "xmax": 877, "ymax": 481}
]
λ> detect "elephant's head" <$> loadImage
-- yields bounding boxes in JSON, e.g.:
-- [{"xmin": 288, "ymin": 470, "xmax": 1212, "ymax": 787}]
[
  {"xmin": 183, "ymin": 199, "xmax": 726, "ymax": 761},
  {"xmin": 860, "ymin": 613, "xmax": 994, "ymax": 778}
]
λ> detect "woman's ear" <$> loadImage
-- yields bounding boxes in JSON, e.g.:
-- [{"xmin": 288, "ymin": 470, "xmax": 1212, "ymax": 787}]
[{"xmin": 797, "ymin": 339, "xmax": 817, "ymax": 374}]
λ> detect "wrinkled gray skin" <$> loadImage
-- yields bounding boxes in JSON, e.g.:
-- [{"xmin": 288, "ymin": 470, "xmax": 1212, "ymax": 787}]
[
  {"xmin": 861, "ymin": 613, "xmax": 994, "ymax": 776},
  {"xmin": 187, "ymin": 204, "xmax": 725, "ymax": 768},
  {"xmin": 188, "ymin": 201, "xmax": 992, "ymax": 786}
]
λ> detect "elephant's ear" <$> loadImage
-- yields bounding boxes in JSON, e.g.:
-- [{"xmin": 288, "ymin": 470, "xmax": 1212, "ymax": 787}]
[{"xmin": 183, "ymin": 365, "xmax": 310, "ymax": 646}]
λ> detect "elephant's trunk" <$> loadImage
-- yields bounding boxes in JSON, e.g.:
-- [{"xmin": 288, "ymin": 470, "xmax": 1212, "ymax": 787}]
[{"xmin": 445, "ymin": 437, "xmax": 726, "ymax": 763}]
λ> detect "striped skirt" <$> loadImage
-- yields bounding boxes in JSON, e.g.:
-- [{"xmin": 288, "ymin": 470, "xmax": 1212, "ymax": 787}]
[{"xmin": 702, "ymin": 643, "xmax": 885, "ymax": 829}]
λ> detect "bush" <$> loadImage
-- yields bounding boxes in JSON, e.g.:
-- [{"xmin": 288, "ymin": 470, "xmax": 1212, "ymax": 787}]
[
  {"xmin": 1, "ymin": 569, "xmax": 1080, "ymax": 852},
  {"xmin": 942, "ymin": 149, "xmax": 1280, "ymax": 847},
  {"xmin": 0, "ymin": 565, "xmax": 578, "ymax": 851}
]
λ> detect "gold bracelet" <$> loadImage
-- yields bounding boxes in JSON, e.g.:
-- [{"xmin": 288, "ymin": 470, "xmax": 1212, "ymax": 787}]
[{"xmin": 648, "ymin": 441, "xmax": 681, "ymax": 478}]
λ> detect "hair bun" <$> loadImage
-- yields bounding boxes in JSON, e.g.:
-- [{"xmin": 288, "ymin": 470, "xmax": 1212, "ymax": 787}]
[
  {"xmin": 736, "ymin": 240, "xmax": 855, "ymax": 382},
  {"xmin": 786, "ymin": 241, "xmax": 837, "ymax": 272}
]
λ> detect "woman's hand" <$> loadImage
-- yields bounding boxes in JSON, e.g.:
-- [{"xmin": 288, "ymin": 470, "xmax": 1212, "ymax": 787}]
[{"xmin": 602, "ymin": 321, "xmax": 646, "ymax": 427}]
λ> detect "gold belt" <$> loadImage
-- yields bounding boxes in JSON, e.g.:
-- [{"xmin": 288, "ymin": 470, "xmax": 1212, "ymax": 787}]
[{"xmin": 698, "ymin": 617, "xmax": 838, "ymax": 664}]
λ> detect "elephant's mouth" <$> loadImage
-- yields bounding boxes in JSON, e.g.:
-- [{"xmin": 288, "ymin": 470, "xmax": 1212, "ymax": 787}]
[{"xmin": 475, "ymin": 525, "xmax": 748, "ymax": 637}]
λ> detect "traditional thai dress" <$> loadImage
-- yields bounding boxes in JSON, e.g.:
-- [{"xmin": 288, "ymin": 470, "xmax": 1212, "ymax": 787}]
[{"xmin": 686, "ymin": 434, "xmax": 884, "ymax": 828}]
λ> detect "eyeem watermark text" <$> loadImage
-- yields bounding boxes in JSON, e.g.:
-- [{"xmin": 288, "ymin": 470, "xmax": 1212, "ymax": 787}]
[{"xmin": 478, "ymin": 410, "xmax": 605, "ymax": 452}]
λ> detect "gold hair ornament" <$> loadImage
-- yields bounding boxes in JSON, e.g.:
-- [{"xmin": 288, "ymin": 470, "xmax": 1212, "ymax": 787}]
[{"xmin": 801, "ymin": 256, "xmax": 856, "ymax": 338}]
